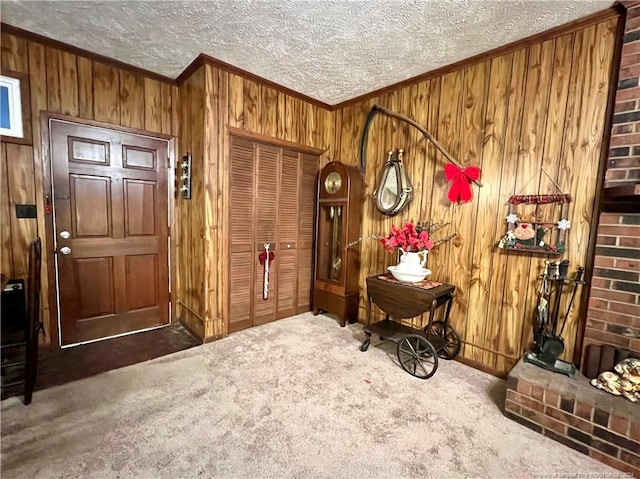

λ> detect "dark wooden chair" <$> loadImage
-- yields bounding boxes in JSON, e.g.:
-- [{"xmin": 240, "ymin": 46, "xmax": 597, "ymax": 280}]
[{"xmin": 1, "ymin": 238, "xmax": 42, "ymax": 404}]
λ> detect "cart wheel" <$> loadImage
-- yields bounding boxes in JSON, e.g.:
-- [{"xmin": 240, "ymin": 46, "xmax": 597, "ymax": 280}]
[
  {"xmin": 428, "ymin": 320, "xmax": 461, "ymax": 360},
  {"xmin": 396, "ymin": 334, "xmax": 438, "ymax": 379},
  {"xmin": 360, "ymin": 338, "xmax": 370, "ymax": 352}
]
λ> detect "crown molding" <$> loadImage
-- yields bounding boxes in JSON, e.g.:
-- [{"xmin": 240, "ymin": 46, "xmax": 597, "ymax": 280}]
[
  {"xmin": 1, "ymin": 23, "xmax": 175, "ymax": 85},
  {"xmin": 332, "ymin": 5, "xmax": 623, "ymax": 110},
  {"xmin": 176, "ymin": 53, "xmax": 332, "ymax": 109}
]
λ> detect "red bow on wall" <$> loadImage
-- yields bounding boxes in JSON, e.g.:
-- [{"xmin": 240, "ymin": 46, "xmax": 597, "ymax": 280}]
[{"xmin": 444, "ymin": 164, "xmax": 481, "ymax": 204}]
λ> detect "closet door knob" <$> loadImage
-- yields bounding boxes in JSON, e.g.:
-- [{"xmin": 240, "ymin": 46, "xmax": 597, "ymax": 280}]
[{"xmin": 286, "ymin": 244, "xmax": 291, "ymax": 249}]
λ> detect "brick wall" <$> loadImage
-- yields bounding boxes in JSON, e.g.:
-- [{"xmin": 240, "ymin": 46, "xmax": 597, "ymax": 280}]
[
  {"xmin": 505, "ymin": 360, "xmax": 640, "ymax": 477},
  {"xmin": 584, "ymin": 2, "xmax": 640, "ymax": 363},
  {"xmin": 609, "ymin": 4, "xmax": 640, "ymax": 185}
]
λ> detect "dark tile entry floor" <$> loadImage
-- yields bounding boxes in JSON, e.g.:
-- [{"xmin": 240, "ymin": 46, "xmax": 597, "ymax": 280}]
[{"xmin": 2, "ymin": 324, "xmax": 201, "ymax": 401}]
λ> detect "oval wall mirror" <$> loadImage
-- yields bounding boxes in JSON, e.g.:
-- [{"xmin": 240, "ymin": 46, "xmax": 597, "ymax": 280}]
[{"xmin": 375, "ymin": 150, "xmax": 413, "ymax": 216}]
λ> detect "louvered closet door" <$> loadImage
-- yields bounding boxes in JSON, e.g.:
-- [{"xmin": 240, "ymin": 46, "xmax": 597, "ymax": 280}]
[
  {"xmin": 254, "ymin": 143, "xmax": 280, "ymax": 326},
  {"xmin": 229, "ymin": 136, "xmax": 318, "ymax": 333},
  {"xmin": 297, "ymin": 153, "xmax": 318, "ymax": 313},
  {"xmin": 276, "ymin": 150, "xmax": 299, "ymax": 319},
  {"xmin": 229, "ymin": 137, "xmax": 255, "ymax": 333}
]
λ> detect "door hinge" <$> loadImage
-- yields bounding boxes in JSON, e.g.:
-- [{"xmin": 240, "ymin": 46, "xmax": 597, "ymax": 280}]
[{"xmin": 167, "ymin": 157, "xmax": 171, "ymax": 168}]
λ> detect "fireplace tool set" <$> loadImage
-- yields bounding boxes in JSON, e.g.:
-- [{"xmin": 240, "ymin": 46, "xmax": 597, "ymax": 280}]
[{"xmin": 524, "ymin": 260, "xmax": 585, "ymax": 377}]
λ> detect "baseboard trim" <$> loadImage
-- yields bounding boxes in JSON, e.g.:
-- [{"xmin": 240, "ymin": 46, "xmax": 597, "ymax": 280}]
[
  {"xmin": 178, "ymin": 318, "xmax": 204, "ymax": 344},
  {"xmin": 455, "ymin": 355, "xmax": 508, "ymax": 380}
]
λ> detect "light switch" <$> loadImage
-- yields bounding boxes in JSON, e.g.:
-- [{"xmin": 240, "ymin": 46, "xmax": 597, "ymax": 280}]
[{"xmin": 15, "ymin": 204, "xmax": 37, "ymax": 218}]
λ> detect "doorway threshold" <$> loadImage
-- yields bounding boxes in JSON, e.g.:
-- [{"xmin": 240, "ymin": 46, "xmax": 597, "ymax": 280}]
[{"xmin": 1, "ymin": 324, "xmax": 200, "ymax": 400}]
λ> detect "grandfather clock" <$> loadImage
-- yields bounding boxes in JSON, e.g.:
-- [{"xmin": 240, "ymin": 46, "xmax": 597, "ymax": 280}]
[{"xmin": 313, "ymin": 161, "xmax": 363, "ymax": 326}]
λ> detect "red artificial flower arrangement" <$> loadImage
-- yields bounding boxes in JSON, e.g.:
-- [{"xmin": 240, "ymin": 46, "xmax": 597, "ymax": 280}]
[{"xmin": 381, "ymin": 222, "xmax": 434, "ymax": 253}]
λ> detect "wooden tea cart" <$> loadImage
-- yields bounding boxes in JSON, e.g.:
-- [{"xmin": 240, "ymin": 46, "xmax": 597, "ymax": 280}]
[{"xmin": 361, "ymin": 274, "xmax": 461, "ymax": 379}]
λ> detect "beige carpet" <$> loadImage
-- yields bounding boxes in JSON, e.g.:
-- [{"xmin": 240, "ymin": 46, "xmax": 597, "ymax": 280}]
[{"xmin": 1, "ymin": 313, "xmax": 618, "ymax": 478}]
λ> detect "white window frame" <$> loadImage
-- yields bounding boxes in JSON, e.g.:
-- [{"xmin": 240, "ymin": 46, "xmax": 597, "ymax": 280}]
[{"xmin": 0, "ymin": 75, "xmax": 24, "ymax": 139}]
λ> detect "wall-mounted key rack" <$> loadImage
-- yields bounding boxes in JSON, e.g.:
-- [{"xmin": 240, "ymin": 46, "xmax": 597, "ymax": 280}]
[{"xmin": 180, "ymin": 153, "xmax": 192, "ymax": 199}]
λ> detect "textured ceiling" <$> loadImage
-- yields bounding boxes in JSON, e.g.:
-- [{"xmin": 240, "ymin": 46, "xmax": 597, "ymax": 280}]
[{"xmin": 1, "ymin": 0, "xmax": 613, "ymax": 105}]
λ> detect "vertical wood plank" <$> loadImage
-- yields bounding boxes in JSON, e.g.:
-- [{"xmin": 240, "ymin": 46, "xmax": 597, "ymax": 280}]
[
  {"xmin": 171, "ymin": 85, "xmax": 180, "ymax": 138},
  {"xmin": 204, "ymin": 65, "xmax": 219, "ymax": 336},
  {"xmin": 314, "ymin": 106, "xmax": 325, "ymax": 157},
  {"xmin": 379, "ymin": 90, "xmax": 400, "ymax": 279},
  {"xmin": 77, "ymin": 56, "xmax": 94, "ymax": 120},
  {"xmin": 260, "ymin": 85, "xmax": 278, "ymax": 137},
  {"xmin": 228, "ymin": 74, "xmax": 244, "ymax": 128},
  {"xmin": 92, "ymin": 62, "xmax": 120, "ymax": 124},
  {"xmin": 45, "ymin": 47, "xmax": 62, "ymax": 113},
  {"xmin": 119, "ymin": 70, "xmax": 145, "ymax": 129},
  {"xmin": 454, "ymin": 61, "xmax": 489, "ymax": 360},
  {"xmin": 191, "ymin": 69, "xmax": 206, "ymax": 329},
  {"xmin": 516, "ymin": 39, "xmax": 556, "ymax": 362},
  {"xmin": 6, "ymin": 143, "xmax": 37, "ymax": 279},
  {"xmin": 243, "ymin": 78, "xmax": 260, "ymax": 132},
  {"xmin": 467, "ymin": 55, "xmax": 512, "ymax": 364},
  {"xmin": 305, "ymin": 102, "xmax": 315, "ymax": 147},
  {"xmin": 486, "ymin": 49, "xmax": 529, "ymax": 370},
  {"xmin": 161, "ymin": 82, "xmax": 172, "ymax": 135},
  {"xmin": 1, "ymin": 33, "xmax": 28, "ymax": 73},
  {"xmin": 406, "ymin": 82, "xmax": 429, "ymax": 220},
  {"xmin": 496, "ymin": 39, "xmax": 555, "ymax": 371},
  {"xmin": 557, "ymin": 21, "xmax": 617, "ymax": 362},
  {"xmin": 176, "ymin": 67, "xmax": 206, "ymax": 338},
  {"xmin": 355, "ymin": 100, "xmax": 379, "ymax": 319},
  {"xmin": 0, "ymin": 144, "xmax": 14, "ymax": 277},
  {"xmin": 144, "ymin": 77, "xmax": 163, "ymax": 133},
  {"xmin": 521, "ymin": 33, "xmax": 575, "ymax": 357},
  {"xmin": 175, "ymin": 79, "xmax": 187, "ymax": 333},
  {"xmin": 431, "ymin": 70, "xmax": 463, "ymax": 301},
  {"xmin": 422, "ymin": 78, "xmax": 441, "ymax": 222},
  {"xmin": 59, "ymin": 51, "xmax": 79, "ymax": 116},
  {"xmin": 276, "ymin": 92, "xmax": 286, "ymax": 139},
  {"xmin": 284, "ymin": 95, "xmax": 298, "ymax": 143},
  {"xmin": 28, "ymin": 40, "xmax": 52, "ymax": 343},
  {"xmin": 218, "ymin": 70, "xmax": 230, "ymax": 336}
]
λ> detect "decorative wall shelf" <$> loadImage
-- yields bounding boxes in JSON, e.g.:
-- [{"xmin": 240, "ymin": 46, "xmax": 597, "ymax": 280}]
[{"xmin": 498, "ymin": 194, "xmax": 572, "ymax": 255}]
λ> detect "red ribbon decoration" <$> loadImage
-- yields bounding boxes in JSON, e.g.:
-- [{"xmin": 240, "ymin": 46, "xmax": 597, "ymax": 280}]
[
  {"xmin": 258, "ymin": 251, "xmax": 275, "ymax": 266},
  {"xmin": 444, "ymin": 164, "xmax": 481, "ymax": 204},
  {"xmin": 258, "ymin": 250, "xmax": 275, "ymax": 300}
]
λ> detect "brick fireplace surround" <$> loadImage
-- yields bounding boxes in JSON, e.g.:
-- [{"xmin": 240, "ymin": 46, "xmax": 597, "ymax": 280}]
[
  {"xmin": 505, "ymin": 3, "xmax": 640, "ymax": 476},
  {"xmin": 506, "ymin": 361, "xmax": 639, "ymax": 476}
]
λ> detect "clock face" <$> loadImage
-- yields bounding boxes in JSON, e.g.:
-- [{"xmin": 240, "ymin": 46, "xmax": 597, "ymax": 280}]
[{"xmin": 324, "ymin": 171, "xmax": 342, "ymax": 194}]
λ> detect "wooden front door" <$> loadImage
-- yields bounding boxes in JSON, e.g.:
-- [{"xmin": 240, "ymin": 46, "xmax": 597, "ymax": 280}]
[{"xmin": 49, "ymin": 119, "xmax": 170, "ymax": 346}]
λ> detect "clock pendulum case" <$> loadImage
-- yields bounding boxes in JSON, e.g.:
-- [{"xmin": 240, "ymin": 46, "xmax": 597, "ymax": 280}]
[{"xmin": 313, "ymin": 161, "xmax": 363, "ymax": 326}]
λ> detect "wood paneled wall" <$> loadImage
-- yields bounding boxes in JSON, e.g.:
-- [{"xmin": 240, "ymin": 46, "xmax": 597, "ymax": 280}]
[
  {"xmin": 176, "ymin": 68, "xmax": 205, "ymax": 338},
  {"xmin": 333, "ymin": 18, "xmax": 618, "ymax": 374},
  {"xmin": 0, "ymin": 32, "xmax": 179, "ymax": 345},
  {"xmin": 179, "ymin": 64, "xmax": 335, "ymax": 339},
  {"xmin": 1, "ymin": 14, "xmax": 619, "ymax": 378}
]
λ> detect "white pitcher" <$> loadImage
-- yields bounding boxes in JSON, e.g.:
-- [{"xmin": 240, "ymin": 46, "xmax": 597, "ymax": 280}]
[{"xmin": 397, "ymin": 248, "xmax": 427, "ymax": 273}]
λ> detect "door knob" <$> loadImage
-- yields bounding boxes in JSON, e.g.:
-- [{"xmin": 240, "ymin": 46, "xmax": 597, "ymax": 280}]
[
  {"xmin": 60, "ymin": 230, "xmax": 70, "ymax": 239},
  {"xmin": 59, "ymin": 246, "xmax": 71, "ymax": 255}
]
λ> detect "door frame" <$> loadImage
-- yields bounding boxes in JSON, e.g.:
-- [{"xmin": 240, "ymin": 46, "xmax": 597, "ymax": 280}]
[{"xmin": 40, "ymin": 112, "xmax": 177, "ymax": 349}]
